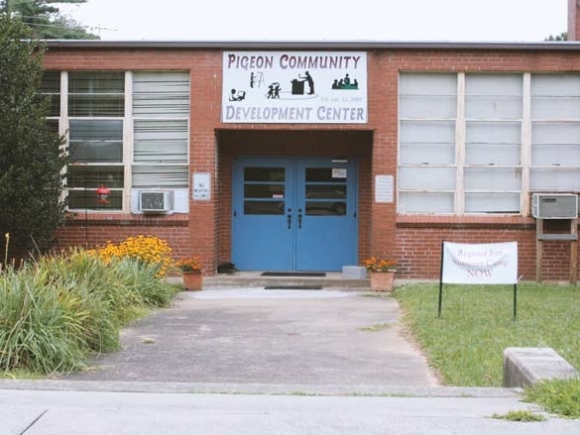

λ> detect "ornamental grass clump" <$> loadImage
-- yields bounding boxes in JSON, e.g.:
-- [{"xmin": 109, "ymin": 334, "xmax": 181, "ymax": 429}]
[
  {"xmin": 92, "ymin": 235, "xmax": 173, "ymax": 277},
  {"xmin": 0, "ymin": 248, "xmax": 179, "ymax": 375}
]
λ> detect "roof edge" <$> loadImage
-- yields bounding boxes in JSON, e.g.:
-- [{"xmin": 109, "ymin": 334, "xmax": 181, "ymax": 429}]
[{"xmin": 44, "ymin": 40, "xmax": 580, "ymax": 51}]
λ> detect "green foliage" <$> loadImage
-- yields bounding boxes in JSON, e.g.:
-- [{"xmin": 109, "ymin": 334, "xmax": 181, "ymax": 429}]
[
  {"xmin": 545, "ymin": 32, "xmax": 568, "ymax": 41},
  {"xmin": 0, "ymin": 15, "xmax": 67, "ymax": 257},
  {"xmin": 525, "ymin": 378, "xmax": 580, "ymax": 419},
  {"xmin": 1, "ymin": 0, "xmax": 99, "ymax": 39},
  {"xmin": 492, "ymin": 410, "xmax": 546, "ymax": 422},
  {"xmin": 0, "ymin": 250, "xmax": 179, "ymax": 375},
  {"xmin": 395, "ymin": 283, "xmax": 580, "ymax": 387}
]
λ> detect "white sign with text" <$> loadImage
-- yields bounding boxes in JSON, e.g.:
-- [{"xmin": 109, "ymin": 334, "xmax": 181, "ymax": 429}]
[
  {"xmin": 222, "ymin": 51, "xmax": 367, "ymax": 124},
  {"xmin": 442, "ymin": 242, "xmax": 518, "ymax": 284}
]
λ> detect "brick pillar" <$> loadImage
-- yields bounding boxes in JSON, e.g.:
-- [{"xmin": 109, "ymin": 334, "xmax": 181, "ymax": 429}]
[{"xmin": 568, "ymin": 0, "xmax": 580, "ymax": 41}]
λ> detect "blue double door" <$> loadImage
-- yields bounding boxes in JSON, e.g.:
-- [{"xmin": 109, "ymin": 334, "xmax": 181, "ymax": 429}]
[{"xmin": 232, "ymin": 157, "xmax": 358, "ymax": 271}]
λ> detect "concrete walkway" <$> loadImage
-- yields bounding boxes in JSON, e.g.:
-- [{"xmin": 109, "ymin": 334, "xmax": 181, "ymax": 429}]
[
  {"xmin": 2, "ymin": 288, "xmax": 579, "ymax": 433},
  {"xmin": 62, "ymin": 288, "xmax": 438, "ymax": 389}
]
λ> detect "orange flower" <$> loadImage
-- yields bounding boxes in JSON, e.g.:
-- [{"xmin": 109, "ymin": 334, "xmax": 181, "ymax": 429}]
[
  {"xmin": 175, "ymin": 256, "xmax": 202, "ymax": 273},
  {"xmin": 364, "ymin": 256, "xmax": 397, "ymax": 272}
]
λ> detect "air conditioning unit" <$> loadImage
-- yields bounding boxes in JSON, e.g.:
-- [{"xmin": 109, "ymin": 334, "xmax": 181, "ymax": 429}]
[
  {"xmin": 139, "ymin": 190, "xmax": 173, "ymax": 213},
  {"xmin": 531, "ymin": 193, "xmax": 578, "ymax": 219}
]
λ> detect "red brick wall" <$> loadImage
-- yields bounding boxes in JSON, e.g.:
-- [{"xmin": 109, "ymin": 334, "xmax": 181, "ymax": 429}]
[
  {"xmin": 569, "ymin": 0, "xmax": 580, "ymax": 41},
  {"xmin": 44, "ymin": 46, "xmax": 580, "ymax": 280}
]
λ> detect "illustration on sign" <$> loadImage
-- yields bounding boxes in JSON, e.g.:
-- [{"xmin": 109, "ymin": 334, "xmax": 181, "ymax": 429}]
[{"xmin": 222, "ymin": 51, "xmax": 367, "ymax": 124}]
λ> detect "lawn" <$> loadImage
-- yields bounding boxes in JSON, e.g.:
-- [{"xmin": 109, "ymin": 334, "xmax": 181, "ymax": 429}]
[{"xmin": 394, "ymin": 282, "xmax": 580, "ymax": 387}]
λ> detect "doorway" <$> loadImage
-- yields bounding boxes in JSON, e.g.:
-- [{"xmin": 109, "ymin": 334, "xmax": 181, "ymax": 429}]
[{"xmin": 232, "ymin": 157, "xmax": 358, "ymax": 271}]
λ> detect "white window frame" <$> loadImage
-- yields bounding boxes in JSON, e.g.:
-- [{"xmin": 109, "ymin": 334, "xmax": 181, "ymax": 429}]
[{"xmin": 396, "ymin": 71, "xmax": 580, "ymax": 217}]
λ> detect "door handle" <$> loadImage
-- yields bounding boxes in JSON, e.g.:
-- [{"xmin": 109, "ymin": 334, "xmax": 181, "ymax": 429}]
[
  {"xmin": 287, "ymin": 213, "xmax": 292, "ymax": 229},
  {"xmin": 298, "ymin": 212, "xmax": 303, "ymax": 229}
]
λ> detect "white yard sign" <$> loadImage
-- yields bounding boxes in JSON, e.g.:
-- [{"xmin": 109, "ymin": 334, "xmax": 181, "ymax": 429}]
[
  {"xmin": 222, "ymin": 51, "xmax": 367, "ymax": 124},
  {"xmin": 442, "ymin": 242, "xmax": 518, "ymax": 285}
]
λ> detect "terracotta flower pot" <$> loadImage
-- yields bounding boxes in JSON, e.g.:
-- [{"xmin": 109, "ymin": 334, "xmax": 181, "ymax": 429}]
[
  {"xmin": 369, "ymin": 271, "xmax": 395, "ymax": 292},
  {"xmin": 182, "ymin": 272, "xmax": 203, "ymax": 291}
]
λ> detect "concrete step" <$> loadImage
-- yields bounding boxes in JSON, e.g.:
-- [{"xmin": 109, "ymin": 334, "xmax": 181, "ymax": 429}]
[{"xmin": 201, "ymin": 272, "xmax": 371, "ymax": 290}]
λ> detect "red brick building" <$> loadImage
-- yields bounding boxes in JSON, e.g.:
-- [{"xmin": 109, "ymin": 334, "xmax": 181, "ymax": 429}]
[{"xmin": 43, "ymin": 3, "xmax": 580, "ymax": 281}]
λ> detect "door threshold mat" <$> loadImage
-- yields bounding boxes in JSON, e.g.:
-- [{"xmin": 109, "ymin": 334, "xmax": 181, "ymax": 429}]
[
  {"xmin": 264, "ymin": 285, "xmax": 323, "ymax": 290},
  {"xmin": 261, "ymin": 272, "xmax": 326, "ymax": 277}
]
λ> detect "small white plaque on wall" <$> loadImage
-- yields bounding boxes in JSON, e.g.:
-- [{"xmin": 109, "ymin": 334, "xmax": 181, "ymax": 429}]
[
  {"xmin": 193, "ymin": 173, "xmax": 211, "ymax": 201},
  {"xmin": 375, "ymin": 175, "xmax": 394, "ymax": 203}
]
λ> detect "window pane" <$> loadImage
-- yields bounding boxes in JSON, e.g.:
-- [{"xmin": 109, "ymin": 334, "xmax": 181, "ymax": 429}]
[
  {"xmin": 244, "ymin": 167, "xmax": 284, "ymax": 182},
  {"xmin": 465, "ymin": 168, "xmax": 521, "ymax": 190},
  {"xmin": 134, "ymin": 120, "xmax": 188, "ymax": 163},
  {"xmin": 67, "ymin": 166, "xmax": 124, "ymax": 188},
  {"xmin": 399, "ymin": 73, "xmax": 457, "ymax": 119},
  {"xmin": 67, "ymin": 189, "xmax": 122, "ymax": 210},
  {"xmin": 399, "ymin": 95, "xmax": 457, "ymax": 118},
  {"xmin": 400, "ymin": 121, "xmax": 455, "ymax": 165},
  {"xmin": 244, "ymin": 184, "xmax": 284, "ymax": 198},
  {"xmin": 466, "ymin": 122, "xmax": 521, "ymax": 165},
  {"xmin": 306, "ymin": 201, "xmax": 346, "ymax": 216},
  {"xmin": 532, "ymin": 123, "xmax": 580, "ymax": 167},
  {"xmin": 532, "ymin": 75, "xmax": 580, "ymax": 119},
  {"xmin": 466, "ymin": 74, "xmax": 522, "ymax": 119},
  {"xmin": 530, "ymin": 169, "xmax": 580, "ymax": 191},
  {"xmin": 69, "ymin": 120, "xmax": 123, "ymax": 163},
  {"xmin": 465, "ymin": 193, "xmax": 520, "ymax": 213},
  {"xmin": 305, "ymin": 168, "xmax": 346, "ymax": 183},
  {"xmin": 398, "ymin": 167, "xmax": 455, "ymax": 190},
  {"xmin": 398, "ymin": 192, "xmax": 454, "ymax": 213},
  {"xmin": 69, "ymin": 72, "xmax": 124, "ymax": 93},
  {"xmin": 132, "ymin": 165, "xmax": 188, "ymax": 188},
  {"xmin": 69, "ymin": 72, "xmax": 124, "ymax": 117},
  {"xmin": 40, "ymin": 71, "xmax": 61, "ymax": 117},
  {"xmin": 133, "ymin": 72, "xmax": 190, "ymax": 117},
  {"xmin": 69, "ymin": 94, "xmax": 124, "ymax": 117},
  {"xmin": 244, "ymin": 201, "xmax": 284, "ymax": 215},
  {"xmin": 306, "ymin": 184, "xmax": 346, "ymax": 199}
]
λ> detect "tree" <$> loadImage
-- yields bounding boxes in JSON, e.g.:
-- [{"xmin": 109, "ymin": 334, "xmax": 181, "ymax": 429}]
[
  {"xmin": 0, "ymin": 14, "xmax": 67, "ymax": 258},
  {"xmin": 1, "ymin": 0, "xmax": 99, "ymax": 39},
  {"xmin": 545, "ymin": 32, "xmax": 568, "ymax": 41}
]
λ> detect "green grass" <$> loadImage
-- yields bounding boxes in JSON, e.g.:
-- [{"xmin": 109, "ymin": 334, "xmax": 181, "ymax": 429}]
[
  {"xmin": 491, "ymin": 410, "xmax": 547, "ymax": 422},
  {"xmin": 525, "ymin": 378, "xmax": 580, "ymax": 419},
  {"xmin": 394, "ymin": 283, "xmax": 580, "ymax": 387},
  {"xmin": 360, "ymin": 323, "xmax": 392, "ymax": 332}
]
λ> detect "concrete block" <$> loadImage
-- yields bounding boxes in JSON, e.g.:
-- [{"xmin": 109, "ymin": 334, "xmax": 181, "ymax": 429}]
[
  {"xmin": 342, "ymin": 266, "xmax": 367, "ymax": 279},
  {"xmin": 503, "ymin": 347, "xmax": 579, "ymax": 388}
]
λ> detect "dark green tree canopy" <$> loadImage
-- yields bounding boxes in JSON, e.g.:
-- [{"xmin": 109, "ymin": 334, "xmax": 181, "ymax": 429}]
[
  {"xmin": 0, "ymin": 14, "xmax": 67, "ymax": 257},
  {"xmin": 1, "ymin": 0, "xmax": 99, "ymax": 39}
]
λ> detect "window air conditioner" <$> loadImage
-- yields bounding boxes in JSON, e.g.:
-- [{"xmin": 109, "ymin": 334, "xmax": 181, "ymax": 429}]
[
  {"xmin": 531, "ymin": 193, "xmax": 578, "ymax": 219},
  {"xmin": 139, "ymin": 190, "xmax": 173, "ymax": 213}
]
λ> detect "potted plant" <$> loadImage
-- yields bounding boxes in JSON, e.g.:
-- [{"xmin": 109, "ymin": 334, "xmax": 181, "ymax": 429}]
[
  {"xmin": 364, "ymin": 256, "xmax": 397, "ymax": 292},
  {"xmin": 176, "ymin": 256, "xmax": 203, "ymax": 291}
]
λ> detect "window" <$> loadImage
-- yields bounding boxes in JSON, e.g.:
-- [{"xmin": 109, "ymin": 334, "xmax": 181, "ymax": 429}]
[
  {"xmin": 399, "ymin": 72, "xmax": 580, "ymax": 215},
  {"xmin": 40, "ymin": 71, "xmax": 61, "ymax": 117},
  {"xmin": 132, "ymin": 72, "xmax": 190, "ymax": 189},
  {"xmin": 398, "ymin": 73, "xmax": 457, "ymax": 213},
  {"xmin": 69, "ymin": 72, "xmax": 124, "ymax": 117},
  {"xmin": 47, "ymin": 71, "xmax": 190, "ymax": 212},
  {"xmin": 531, "ymin": 75, "xmax": 580, "ymax": 191},
  {"xmin": 464, "ymin": 74, "xmax": 522, "ymax": 213}
]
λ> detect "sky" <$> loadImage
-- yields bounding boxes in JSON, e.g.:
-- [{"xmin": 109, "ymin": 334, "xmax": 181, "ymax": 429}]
[{"xmin": 59, "ymin": 0, "xmax": 568, "ymax": 42}]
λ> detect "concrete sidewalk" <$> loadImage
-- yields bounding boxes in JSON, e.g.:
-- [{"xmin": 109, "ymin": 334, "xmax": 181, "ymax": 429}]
[
  {"xmin": 61, "ymin": 288, "xmax": 438, "ymax": 388},
  {"xmin": 2, "ymin": 288, "xmax": 579, "ymax": 434}
]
